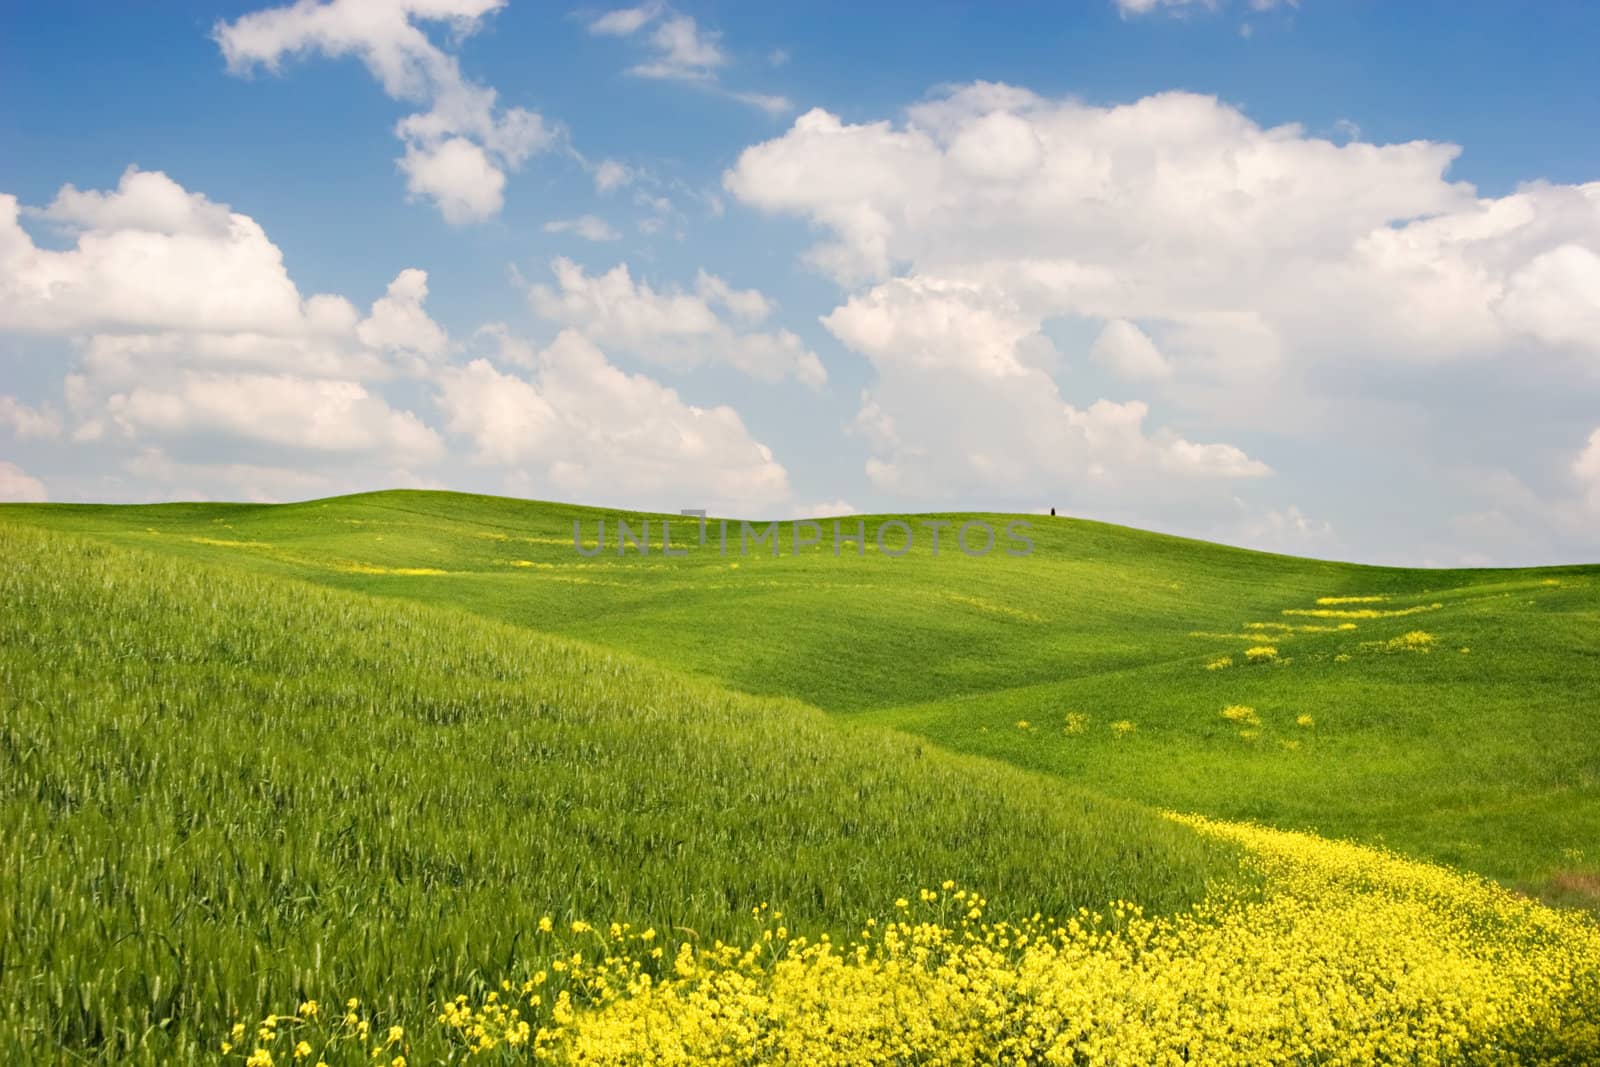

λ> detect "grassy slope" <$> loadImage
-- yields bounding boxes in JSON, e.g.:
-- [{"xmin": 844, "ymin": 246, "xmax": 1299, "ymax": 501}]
[
  {"xmin": 0, "ymin": 524, "xmax": 1237, "ymax": 1063},
  {"xmin": 6, "ymin": 490, "xmax": 1599, "ymax": 902}
]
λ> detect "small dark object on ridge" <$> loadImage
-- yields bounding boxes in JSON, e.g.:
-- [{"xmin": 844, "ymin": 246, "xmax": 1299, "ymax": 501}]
[{"xmin": 1050, "ymin": 507, "xmax": 1056, "ymax": 516}]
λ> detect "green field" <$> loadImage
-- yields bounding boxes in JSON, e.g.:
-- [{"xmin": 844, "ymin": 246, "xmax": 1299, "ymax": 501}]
[{"xmin": 4, "ymin": 490, "xmax": 1599, "ymax": 1064}]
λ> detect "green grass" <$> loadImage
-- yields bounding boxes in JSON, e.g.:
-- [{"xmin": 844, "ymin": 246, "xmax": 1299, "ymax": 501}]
[
  {"xmin": 8, "ymin": 490, "xmax": 1596, "ymax": 897},
  {"xmin": 0, "ymin": 523, "xmax": 1237, "ymax": 1064},
  {"xmin": 5, "ymin": 489, "xmax": 1600, "ymax": 1061}
]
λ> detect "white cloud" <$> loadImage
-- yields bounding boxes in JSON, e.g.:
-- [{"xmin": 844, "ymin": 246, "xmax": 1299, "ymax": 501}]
[
  {"xmin": 1227, "ymin": 502, "xmax": 1337, "ymax": 557},
  {"xmin": 818, "ymin": 272, "xmax": 1265, "ymax": 504},
  {"xmin": 1115, "ymin": 0, "xmax": 1219, "ymax": 17},
  {"xmin": 2, "ymin": 169, "xmax": 448, "ymax": 372},
  {"xmin": 586, "ymin": 3, "xmax": 792, "ymax": 115},
  {"xmin": 587, "ymin": 2, "xmax": 663, "ymax": 38},
  {"xmin": 528, "ymin": 258, "xmax": 825, "ymax": 386},
  {"xmin": 100, "ymin": 373, "xmax": 443, "ymax": 464},
  {"xmin": 1577, "ymin": 428, "xmax": 1600, "ymax": 512},
  {"xmin": 1089, "ymin": 319, "xmax": 1172, "ymax": 380},
  {"xmin": 435, "ymin": 329, "xmax": 791, "ymax": 511},
  {"xmin": 398, "ymin": 136, "xmax": 508, "ymax": 224},
  {"xmin": 789, "ymin": 499, "xmax": 855, "ymax": 519},
  {"xmin": 694, "ymin": 269, "xmax": 773, "ymax": 322},
  {"xmin": 115, "ymin": 447, "xmax": 446, "ymax": 504},
  {"xmin": 629, "ymin": 13, "xmax": 726, "ymax": 81},
  {"xmin": 544, "ymin": 214, "xmax": 622, "ymax": 242},
  {"xmin": 0, "ymin": 461, "xmax": 47, "ymax": 502},
  {"xmin": 2, "ymin": 168, "xmax": 449, "ymax": 473},
  {"xmin": 593, "ymin": 159, "xmax": 636, "ymax": 193},
  {"xmin": 725, "ymin": 85, "xmax": 1600, "ymax": 528},
  {"xmin": 3, "ymin": 170, "xmax": 308, "ymax": 336},
  {"xmin": 0, "ymin": 396, "xmax": 63, "ymax": 439},
  {"xmin": 215, "ymin": 0, "xmax": 558, "ymax": 223},
  {"xmin": 1116, "ymin": 0, "xmax": 1293, "ymax": 16},
  {"xmin": 357, "ymin": 268, "xmax": 451, "ymax": 360}
]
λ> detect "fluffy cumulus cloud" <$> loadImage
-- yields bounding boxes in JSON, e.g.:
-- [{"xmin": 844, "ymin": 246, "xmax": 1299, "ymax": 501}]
[
  {"xmin": 527, "ymin": 258, "xmax": 826, "ymax": 387},
  {"xmin": 99, "ymin": 374, "xmax": 443, "ymax": 463},
  {"xmin": 1089, "ymin": 319, "xmax": 1172, "ymax": 381},
  {"xmin": 0, "ymin": 395, "xmax": 63, "ymax": 439},
  {"xmin": 1, "ymin": 166, "xmax": 806, "ymax": 512},
  {"xmin": 435, "ymin": 329, "xmax": 790, "ymax": 511},
  {"xmin": 1, "ymin": 167, "xmax": 447, "ymax": 478},
  {"xmin": 215, "ymin": 0, "xmax": 559, "ymax": 222},
  {"xmin": 0, "ymin": 461, "xmax": 48, "ymax": 502},
  {"xmin": 725, "ymin": 85, "xmax": 1600, "ymax": 552}
]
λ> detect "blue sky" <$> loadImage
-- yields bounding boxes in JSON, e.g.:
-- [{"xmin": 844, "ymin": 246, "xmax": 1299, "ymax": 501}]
[{"xmin": 3, "ymin": 0, "xmax": 1599, "ymax": 565}]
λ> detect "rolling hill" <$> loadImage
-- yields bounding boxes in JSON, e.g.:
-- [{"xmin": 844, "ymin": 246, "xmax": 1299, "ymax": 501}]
[
  {"xmin": 9, "ymin": 490, "xmax": 1598, "ymax": 898},
  {"xmin": 4, "ymin": 491, "xmax": 1599, "ymax": 1064}
]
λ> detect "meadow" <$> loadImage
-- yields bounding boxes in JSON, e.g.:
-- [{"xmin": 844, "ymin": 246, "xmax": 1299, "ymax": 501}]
[{"xmin": 3, "ymin": 491, "xmax": 1599, "ymax": 1063}]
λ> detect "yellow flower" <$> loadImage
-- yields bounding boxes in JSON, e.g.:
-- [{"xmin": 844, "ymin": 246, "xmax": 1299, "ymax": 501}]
[
  {"xmin": 1221, "ymin": 705, "xmax": 1260, "ymax": 726},
  {"xmin": 538, "ymin": 916, "xmax": 553, "ymax": 933},
  {"xmin": 1296, "ymin": 714, "xmax": 1315, "ymax": 728},
  {"xmin": 294, "ymin": 1040, "xmax": 312, "ymax": 1060}
]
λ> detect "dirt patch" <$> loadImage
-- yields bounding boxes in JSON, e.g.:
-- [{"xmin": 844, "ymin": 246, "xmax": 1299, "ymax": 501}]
[{"xmin": 1543, "ymin": 870, "xmax": 1600, "ymax": 909}]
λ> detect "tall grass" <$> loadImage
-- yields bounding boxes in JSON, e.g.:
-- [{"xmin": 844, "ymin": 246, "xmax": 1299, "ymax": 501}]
[{"xmin": 0, "ymin": 525, "xmax": 1235, "ymax": 1064}]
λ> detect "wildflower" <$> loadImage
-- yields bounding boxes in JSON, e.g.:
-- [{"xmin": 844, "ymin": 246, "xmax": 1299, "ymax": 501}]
[
  {"xmin": 1296, "ymin": 714, "xmax": 1314, "ymax": 728},
  {"xmin": 1221, "ymin": 705, "xmax": 1260, "ymax": 726},
  {"xmin": 1245, "ymin": 645, "xmax": 1278, "ymax": 664},
  {"xmin": 1063, "ymin": 712, "xmax": 1089, "ymax": 735},
  {"xmin": 1205, "ymin": 655, "xmax": 1233, "ymax": 670},
  {"xmin": 298, "ymin": 1000, "xmax": 318, "ymax": 1018},
  {"xmin": 294, "ymin": 1040, "xmax": 312, "ymax": 1060},
  {"xmin": 1015, "ymin": 719, "xmax": 1031, "ymax": 730},
  {"xmin": 1391, "ymin": 630, "xmax": 1436, "ymax": 652},
  {"xmin": 538, "ymin": 916, "xmax": 553, "ymax": 933},
  {"xmin": 1110, "ymin": 720, "xmax": 1136, "ymax": 737}
]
